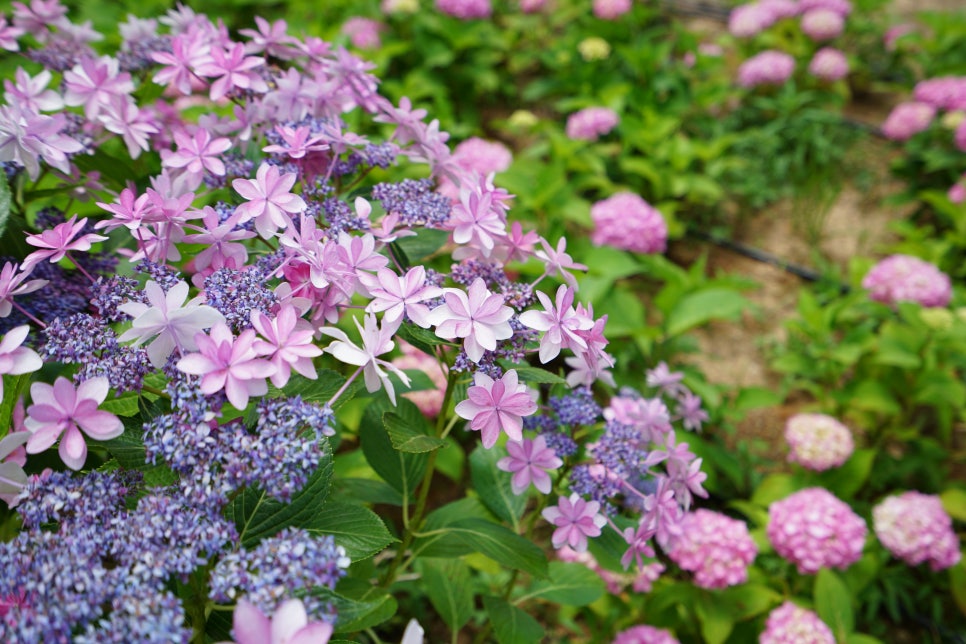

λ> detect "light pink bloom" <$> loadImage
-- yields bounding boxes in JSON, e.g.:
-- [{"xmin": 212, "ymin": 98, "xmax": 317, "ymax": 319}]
[
  {"xmin": 593, "ymin": 0, "xmax": 632, "ymax": 20},
  {"xmin": 223, "ymin": 598, "xmax": 333, "ymax": 644},
  {"xmin": 4, "ymin": 68, "xmax": 62, "ymax": 113},
  {"xmin": 239, "ymin": 17, "xmax": 300, "ymax": 59},
  {"xmin": 519, "ymin": 285, "xmax": 594, "ymax": 363},
  {"xmin": 0, "ymin": 325, "xmax": 41, "ymax": 400},
  {"xmin": 427, "ymin": 278, "xmax": 514, "ymax": 363},
  {"xmin": 183, "ymin": 207, "xmax": 254, "ymax": 278},
  {"xmin": 152, "ymin": 31, "xmax": 212, "ymax": 95},
  {"xmin": 728, "ymin": 3, "xmax": 778, "ymax": 38},
  {"xmin": 0, "ymin": 104, "xmax": 84, "ymax": 180},
  {"xmin": 161, "ymin": 128, "xmax": 233, "ymax": 191},
  {"xmin": 98, "ymin": 96, "xmax": 159, "ymax": 159},
  {"xmin": 760, "ymin": 602, "xmax": 834, "ymax": 644},
  {"xmin": 542, "ymin": 492, "xmax": 607, "ymax": 552},
  {"xmin": 24, "ymin": 376, "xmax": 123, "ymax": 470},
  {"xmin": 861, "ymin": 254, "xmax": 951, "ymax": 307},
  {"xmin": 497, "ymin": 435, "xmax": 562, "ymax": 494},
  {"xmin": 0, "ymin": 430, "xmax": 30, "ymax": 507},
  {"xmin": 881, "ymin": 101, "xmax": 936, "ymax": 141},
  {"xmin": 233, "ymin": 163, "xmax": 306, "ymax": 239},
  {"xmin": 534, "ymin": 237, "xmax": 587, "ymax": 290},
  {"xmin": 342, "ymin": 17, "xmax": 384, "ymax": 50},
  {"xmin": 320, "ymin": 313, "xmax": 410, "ymax": 405},
  {"xmin": 195, "ymin": 42, "xmax": 268, "ymax": 101},
  {"xmin": 0, "ymin": 261, "xmax": 46, "ymax": 318},
  {"xmin": 62, "ymin": 55, "xmax": 134, "ymax": 120},
  {"xmin": 667, "ymin": 509, "xmax": 758, "ymax": 589},
  {"xmin": 808, "ymin": 47, "xmax": 849, "ymax": 81},
  {"xmin": 785, "ymin": 413, "xmax": 854, "ymax": 471},
  {"xmin": 799, "ymin": 0, "xmax": 851, "ymax": 16},
  {"xmin": 178, "ymin": 323, "xmax": 276, "ymax": 410},
  {"xmin": 23, "ymin": 215, "xmax": 107, "ymax": 271},
  {"xmin": 0, "ymin": 16, "xmax": 25, "ymax": 51},
  {"xmin": 565, "ymin": 107, "xmax": 619, "ymax": 141},
  {"xmin": 262, "ymin": 124, "xmax": 329, "ymax": 160},
  {"xmin": 737, "ymin": 50, "xmax": 796, "ymax": 88},
  {"xmin": 800, "ymin": 8, "xmax": 844, "ymax": 41},
  {"xmin": 873, "ymin": 492, "xmax": 961, "ymax": 571},
  {"xmin": 455, "ymin": 370, "xmax": 537, "ymax": 449},
  {"xmin": 436, "ymin": 0, "xmax": 492, "ymax": 19},
  {"xmin": 613, "ymin": 625, "xmax": 680, "ymax": 644},
  {"xmin": 95, "ymin": 187, "xmax": 153, "ymax": 232},
  {"xmin": 118, "ymin": 280, "xmax": 227, "ymax": 367},
  {"xmin": 591, "ymin": 193, "xmax": 667, "ymax": 254},
  {"xmin": 448, "ymin": 181, "xmax": 508, "ymax": 258},
  {"xmin": 914, "ymin": 76, "xmax": 966, "ymax": 112},
  {"xmin": 360, "ymin": 266, "xmax": 443, "ymax": 327},
  {"xmin": 252, "ymin": 305, "xmax": 323, "ymax": 388}
]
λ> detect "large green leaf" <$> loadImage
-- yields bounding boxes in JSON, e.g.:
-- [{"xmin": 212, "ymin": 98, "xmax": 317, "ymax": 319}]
[
  {"xmin": 469, "ymin": 446, "xmax": 526, "ymax": 531},
  {"xmin": 0, "ymin": 374, "xmax": 31, "ymax": 434},
  {"xmin": 311, "ymin": 501, "xmax": 395, "ymax": 561},
  {"xmin": 816, "ymin": 449, "xmax": 875, "ymax": 500},
  {"xmin": 815, "ymin": 569, "xmax": 854, "ymax": 641},
  {"xmin": 392, "ymin": 228, "xmax": 450, "ymax": 264},
  {"xmin": 320, "ymin": 582, "xmax": 398, "ymax": 633},
  {"xmin": 384, "ymin": 411, "xmax": 446, "ymax": 453},
  {"xmin": 483, "ymin": 596, "xmax": 545, "ymax": 644},
  {"xmin": 665, "ymin": 288, "xmax": 748, "ymax": 337},
  {"xmin": 448, "ymin": 518, "xmax": 548, "ymax": 579},
  {"xmin": 360, "ymin": 398, "xmax": 429, "ymax": 495},
  {"xmin": 268, "ymin": 370, "xmax": 362, "ymax": 410},
  {"xmin": 419, "ymin": 558, "xmax": 474, "ymax": 632},
  {"xmin": 228, "ymin": 440, "xmax": 334, "ymax": 547},
  {"xmin": 514, "ymin": 561, "xmax": 605, "ymax": 607},
  {"xmin": 395, "ymin": 323, "xmax": 455, "ymax": 357},
  {"xmin": 0, "ymin": 172, "xmax": 11, "ymax": 241},
  {"xmin": 496, "ymin": 361, "xmax": 567, "ymax": 385},
  {"xmin": 696, "ymin": 591, "xmax": 735, "ymax": 644}
]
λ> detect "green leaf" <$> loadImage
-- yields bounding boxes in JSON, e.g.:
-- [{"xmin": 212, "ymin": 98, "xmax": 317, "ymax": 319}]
[
  {"xmin": 419, "ymin": 558, "xmax": 474, "ymax": 632},
  {"xmin": 311, "ymin": 501, "xmax": 395, "ymax": 561},
  {"xmin": 696, "ymin": 591, "xmax": 735, "ymax": 644},
  {"xmin": 665, "ymin": 289, "xmax": 748, "ymax": 337},
  {"xmin": 360, "ymin": 398, "xmax": 428, "ymax": 495},
  {"xmin": 816, "ymin": 449, "xmax": 875, "ymax": 500},
  {"xmin": 99, "ymin": 393, "xmax": 142, "ymax": 417},
  {"xmin": 515, "ymin": 561, "xmax": 605, "ymax": 606},
  {"xmin": 384, "ymin": 411, "xmax": 446, "ymax": 453},
  {"xmin": 392, "ymin": 228, "xmax": 450, "ymax": 263},
  {"xmin": 815, "ymin": 568, "xmax": 854, "ymax": 640},
  {"xmin": 332, "ymin": 478, "xmax": 403, "ymax": 506},
  {"xmin": 414, "ymin": 498, "xmax": 494, "ymax": 558},
  {"xmin": 395, "ymin": 323, "xmax": 455, "ymax": 357},
  {"xmin": 268, "ymin": 370, "xmax": 362, "ymax": 410},
  {"xmin": 751, "ymin": 473, "xmax": 800, "ymax": 506},
  {"xmin": 448, "ymin": 518, "xmax": 548, "ymax": 579},
  {"xmin": 483, "ymin": 595, "xmax": 545, "ymax": 644},
  {"xmin": 470, "ymin": 446, "xmax": 525, "ymax": 531},
  {"xmin": 950, "ymin": 559, "xmax": 966, "ymax": 617},
  {"xmin": 0, "ymin": 172, "xmax": 11, "ymax": 240},
  {"xmin": 496, "ymin": 362, "xmax": 566, "ymax": 385},
  {"xmin": 228, "ymin": 440, "xmax": 334, "ymax": 547},
  {"xmin": 733, "ymin": 387, "xmax": 784, "ymax": 413},
  {"xmin": 940, "ymin": 488, "xmax": 966, "ymax": 522},
  {"xmin": 324, "ymin": 584, "xmax": 398, "ymax": 633},
  {"xmin": 846, "ymin": 635, "xmax": 885, "ymax": 644},
  {"xmin": 0, "ymin": 374, "xmax": 31, "ymax": 434},
  {"xmin": 720, "ymin": 584, "xmax": 781, "ymax": 620}
]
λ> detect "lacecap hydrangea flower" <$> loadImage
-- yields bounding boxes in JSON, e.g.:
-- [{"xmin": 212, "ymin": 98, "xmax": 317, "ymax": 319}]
[
  {"xmin": 612, "ymin": 625, "xmax": 681, "ymax": 644},
  {"xmin": 667, "ymin": 509, "xmax": 758, "ymax": 589},
  {"xmin": 760, "ymin": 602, "xmax": 835, "ymax": 644},
  {"xmin": 737, "ymin": 50, "xmax": 796, "ymax": 88},
  {"xmin": 784, "ymin": 413, "xmax": 854, "ymax": 471},
  {"xmin": 767, "ymin": 487, "xmax": 867, "ymax": 574},
  {"xmin": 590, "ymin": 192, "xmax": 667, "ymax": 254},
  {"xmin": 565, "ymin": 107, "xmax": 619, "ymax": 141},
  {"xmin": 872, "ymin": 491, "xmax": 961, "ymax": 571},
  {"xmin": 861, "ymin": 254, "xmax": 952, "ymax": 308}
]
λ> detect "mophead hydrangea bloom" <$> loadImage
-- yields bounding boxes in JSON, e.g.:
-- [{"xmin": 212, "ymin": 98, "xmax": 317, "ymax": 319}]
[
  {"xmin": 914, "ymin": 76, "xmax": 966, "ymax": 112},
  {"xmin": 342, "ymin": 17, "xmax": 384, "ymax": 50},
  {"xmin": 861, "ymin": 254, "xmax": 952, "ymax": 308},
  {"xmin": 593, "ymin": 0, "xmax": 632, "ymax": 20},
  {"xmin": 667, "ymin": 509, "xmax": 758, "ymax": 589},
  {"xmin": 760, "ymin": 602, "xmax": 835, "ymax": 644},
  {"xmin": 729, "ymin": 3, "xmax": 778, "ymax": 38},
  {"xmin": 590, "ymin": 193, "xmax": 667, "ymax": 254},
  {"xmin": 881, "ymin": 101, "xmax": 936, "ymax": 141},
  {"xmin": 798, "ymin": 0, "xmax": 852, "ymax": 16},
  {"xmin": 784, "ymin": 413, "xmax": 854, "ymax": 471},
  {"xmin": 800, "ymin": 8, "xmax": 845, "ymax": 41},
  {"xmin": 565, "ymin": 107, "xmax": 619, "ymax": 141},
  {"xmin": 808, "ymin": 47, "xmax": 849, "ymax": 81},
  {"xmin": 452, "ymin": 137, "xmax": 513, "ymax": 176},
  {"xmin": 612, "ymin": 625, "xmax": 681, "ymax": 644},
  {"xmin": 873, "ymin": 492, "xmax": 962, "ymax": 571},
  {"xmin": 435, "ymin": 0, "xmax": 492, "ymax": 19},
  {"xmin": 767, "ymin": 488, "xmax": 867, "ymax": 574},
  {"xmin": 737, "ymin": 50, "xmax": 795, "ymax": 88}
]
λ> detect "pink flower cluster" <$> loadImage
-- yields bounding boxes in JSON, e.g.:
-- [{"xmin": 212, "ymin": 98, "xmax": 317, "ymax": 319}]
[
  {"xmin": 799, "ymin": 0, "xmax": 852, "ymax": 15},
  {"xmin": 612, "ymin": 625, "xmax": 680, "ymax": 644},
  {"xmin": 667, "ymin": 509, "xmax": 757, "ymax": 589},
  {"xmin": 565, "ymin": 107, "xmax": 619, "ymax": 141},
  {"xmin": 949, "ymin": 172, "xmax": 966, "ymax": 204},
  {"xmin": 881, "ymin": 102, "xmax": 936, "ymax": 141},
  {"xmin": 590, "ymin": 193, "xmax": 667, "ymax": 254},
  {"xmin": 760, "ymin": 602, "xmax": 835, "ymax": 644},
  {"xmin": 435, "ymin": 0, "xmax": 492, "ymax": 19},
  {"xmin": 593, "ymin": 0, "xmax": 632, "ymax": 20},
  {"xmin": 861, "ymin": 254, "xmax": 952, "ymax": 308},
  {"xmin": 558, "ymin": 545, "xmax": 665, "ymax": 594},
  {"xmin": 342, "ymin": 17, "xmax": 384, "ymax": 50},
  {"xmin": 767, "ymin": 487, "xmax": 867, "ymax": 574},
  {"xmin": 452, "ymin": 137, "xmax": 513, "ymax": 176},
  {"xmin": 808, "ymin": 47, "xmax": 848, "ymax": 81},
  {"xmin": 784, "ymin": 413, "xmax": 854, "ymax": 471},
  {"xmin": 728, "ymin": 0, "xmax": 798, "ymax": 38},
  {"xmin": 800, "ymin": 8, "xmax": 844, "ymax": 41},
  {"xmin": 737, "ymin": 50, "xmax": 796, "ymax": 88},
  {"xmin": 872, "ymin": 492, "xmax": 961, "ymax": 571},
  {"xmin": 914, "ymin": 76, "xmax": 966, "ymax": 112}
]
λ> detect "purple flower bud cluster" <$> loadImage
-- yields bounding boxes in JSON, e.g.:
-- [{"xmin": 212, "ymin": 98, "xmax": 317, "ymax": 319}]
[
  {"xmin": 872, "ymin": 491, "xmax": 961, "ymax": 571},
  {"xmin": 371, "ymin": 178, "xmax": 452, "ymax": 228},
  {"xmin": 91, "ymin": 275, "xmax": 146, "ymax": 322},
  {"xmin": 914, "ymin": 76, "xmax": 966, "ymax": 112},
  {"xmin": 666, "ymin": 509, "xmax": 758, "ymax": 589},
  {"xmin": 767, "ymin": 487, "xmax": 867, "ymax": 574},
  {"xmin": 203, "ymin": 267, "xmax": 279, "ymax": 332},
  {"xmin": 550, "ymin": 386, "xmax": 601, "ymax": 426}
]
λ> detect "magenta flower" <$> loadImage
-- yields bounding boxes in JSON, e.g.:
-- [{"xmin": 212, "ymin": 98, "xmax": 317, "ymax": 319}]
[
  {"xmin": 533, "ymin": 237, "xmax": 587, "ymax": 290},
  {"xmin": 427, "ymin": 278, "xmax": 514, "ymax": 363},
  {"xmin": 873, "ymin": 491, "xmax": 961, "ymax": 571},
  {"xmin": 152, "ymin": 31, "xmax": 212, "ymax": 95},
  {"xmin": 519, "ymin": 284, "xmax": 593, "ymax": 363},
  {"xmin": 252, "ymin": 305, "xmax": 323, "ymax": 388},
  {"xmin": 761, "ymin": 602, "xmax": 834, "ymax": 644},
  {"xmin": 195, "ymin": 42, "xmax": 268, "ymax": 101},
  {"xmin": 667, "ymin": 509, "xmax": 758, "ymax": 589},
  {"xmin": 22, "ymin": 215, "xmax": 107, "ymax": 271},
  {"xmin": 177, "ymin": 322, "xmax": 276, "ymax": 410},
  {"xmin": 455, "ymin": 369, "xmax": 537, "ymax": 449},
  {"xmin": 0, "ymin": 261, "xmax": 46, "ymax": 318},
  {"xmin": 24, "ymin": 376, "xmax": 123, "ymax": 470},
  {"xmin": 0, "ymin": 325, "xmax": 42, "ymax": 400},
  {"xmin": 4, "ymin": 68, "xmax": 63, "ymax": 113},
  {"xmin": 62, "ymin": 55, "xmax": 134, "ymax": 120},
  {"xmin": 223, "ymin": 598, "xmax": 332, "ymax": 644},
  {"xmin": 0, "ymin": 104, "xmax": 84, "ymax": 179},
  {"xmin": 542, "ymin": 492, "xmax": 606, "ymax": 552},
  {"xmin": 565, "ymin": 107, "xmax": 619, "ymax": 141},
  {"xmin": 320, "ymin": 313, "xmax": 410, "ymax": 405},
  {"xmin": 232, "ymin": 162, "xmax": 306, "ymax": 239},
  {"xmin": 359, "ymin": 266, "xmax": 443, "ymax": 327},
  {"xmin": 161, "ymin": 128, "xmax": 233, "ymax": 190},
  {"xmin": 497, "ymin": 435, "xmax": 562, "ymax": 494}
]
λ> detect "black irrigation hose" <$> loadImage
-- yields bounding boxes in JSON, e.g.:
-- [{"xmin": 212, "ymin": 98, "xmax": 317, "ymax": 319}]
[{"xmin": 685, "ymin": 227, "xmax": 831, "ymax": 282}]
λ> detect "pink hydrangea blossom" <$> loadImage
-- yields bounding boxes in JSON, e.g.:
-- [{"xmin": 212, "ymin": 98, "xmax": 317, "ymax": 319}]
[
  {"xmin": 194, "ymin": 42, "xmax": 268, "ymax": 101},
  {"xmin": 436, "ymin": 0, "xmax": 492, "ymax": 19},
  {"xmin": 667, "ymin": 509, "xmax": 757, "ymax": 589},
  {"xmin": 881, "ymin": 101, "xmax": 936, "ymax": 141},
  {"xmin": 251, "ymin": 305, "xmax": 323, "ymax": 388},
  {"xmin": 161, "ymin": 128, "xmax": 233, "ymax": 191},
  {"xmin": 760, "ymin": 602, "xmax": 835, "ymax": 644},
  {"xmin": 23, "ymin": 215, "xmax": 108, "ymax": 272},
  {"xmin": 359, "ymin": 266, "xmax": 443, "ymax": 327},
  {"xmin": 808, "ymin": 47, "xmax": 848, "ymax": 81},
  {"xmin": 760, "ymin": 0, "xmax": 801, "ymax": 20},
  {"xmin": 62, "ymin": 55, "xmax": 134, "ymax": 120},
  {"xmin": 800, "ymin": 8, "xmax": 844, "ymax": 41},
  {"xmin": 914, "ymin": 76, "xmax": 966, "ymax": 112},
  {"xmin": 884, "ymin": 23, "xmax": 915, "ymax": 51},
  {"xmin": 873, "ymin": 491, "xmax": 961, "ymax": 571},
  {"xmin": 542, "ymin": 492, "xmax": 607, "ymax": 552},
  {"xmin": 591, "ymin": 192, "xmax": 667, "ymax": 254},
  {"xmin": 519, "ymin": 0, "xmax": 549, "ymax": 13},
  {"xmin": 438, "ymin": 137, "xmax": 512, "ymax": 198},
  {"xmin": 861, "ymin": 254, "xmax": 951, "ymax": 308},
  {"xmin": 737, "ymin": 50, "xmax": 795, "ymax": 87},
  {"xmin": 519, "ymin": 285, "xmax": 594, "ymax": 363},
  {"xmin": 222, "ymin": 598, "xmax": 332, "ymax": 644},
  {"xmin": 393, "ymin": 341, "xmax": 447, "ymax": 417},
  {"xmin": 320, "ymin": 313, "xmax": 410, "ymax": 405},
  {"xmin": 232, "ymin": 162, "xmax": 306, "ymax": 239},
  {"xmin": 565, "ymin": 107, "xmax": 619, "ymax": 141},
  {"xmin": 497, "ymin": 435, "xmax": 562, "ymax": 494},
  {"xmin": 767, "ymin": 487, "xmax": 867, "ymax": 574},
  {"xmin": 455, "ymin": 369, "xmax": 537, "ymax": 449},
  {"xmin": 949, "ymin": 173, "xmax": 966, "ymax": 204},
  {"xmin": 427, "ymin": 278, "xmax": 514, "ymax": 363},
  {"xmin": 729, "ymin": 3, "xmax": 778, "ymax": 38},
  {"xmin": 798, "ymin": 0, "xmax": 851, "ymax": 15},
  {"xmin": 612, "ymin": 625, "xmax": 680, "ymax": 644},
  {"xmin": 0, "ymin": 261, "xmax": 46, "ymax": 318},
  {"xmin": 0, "ymin": 16, "xmax": 25, "ymax": 51},
  {"xmin": 593, "ymin": 0, "xmax": 632, "ymax": 20},
  {"xmin": 0, "ymin": 326, "xmax": 42, "ymax": 401},
  {"xmin": 785, "ymin": 413, "xmax": 854, "ymax": 471},
  {"xmin": 24, "ymin": 376, "xmax": 123, "ymax": 470},
  {"xmin": 0, "ymin": 104, "xmax": 85, "ymax": 180},
  {"xmin": 4, "ymin": 68, "xmax": 63, "ymax": 113},
  {"xmin": 342, "ymin": 17, "xmax": 384, "ymax": 50},
  {"xmin": 533, "ymin": 237, "xmax": 587, "ymax": 290}
]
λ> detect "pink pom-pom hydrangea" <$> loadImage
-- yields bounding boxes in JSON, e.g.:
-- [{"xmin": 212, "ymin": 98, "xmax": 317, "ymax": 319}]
[
  {"xmin": 729, "ymin": 4, "xmax": 777, "ymax": 38},
  {"xmin": 436, "ymin": 0, "xmax": 492, "ymax": 19},
  {"xmin": 914, "ymin": 76, "xmax": 966, "ymax": 112},
  {"xmin": 800, "ymin": 8, "xmax": 845, "ymax": 41},
  {"xmin": 613, "ymin": 625, "xmax": 680, "ymax": 644},
  {"xmin": 593, "ymin": 0, "xmax": 632, "ymax": 20},
  {"xmin": 737, "ymin": 50, "xmax": 795, "ymax": 88},
  {"xmin": 798, "ymin": 0, "xmax": 852, "ymax": 16},
  {"xmin": 760, "ymin": 0, "xmax": 801, "ymax": 20},
  {"xmin": 590, "ymin": 193, "xmax": 667, "ymax": 254},
  {"xmin": 861, "ymin": 254, "xmax": 952, "ymax": 308},
  {"xmin": 452, "ymin": 137, "xmax": 513, "ymax": 175},
  {"xmin": 566, "ymin": 107, "xmax": 619, "ymax": 141},
  {"xmin": 955, "ymin": 119, "xmax": 966, "ymax": 152},
  {"xmin": 784, "ymin": 413, "xmax": 854, "ymax": 471},
  {"xmin": 767, "ymin": 487, "xmax": 867, "ymax": 574},
  {"xmin": 667, "ymin": 509, "xmax": 758, "ymax": 589},
  {"xmin": 881, "ymin": 102, "xmax": 936, "ymax": 141},
  {"xmin": 760, "ymin": 602, "xmax": 835, "ymax": 644},
  {"xmin": 873, "ymin": 492, "xmax": 962, "ymax": 571},
  {"xmin": 342, "ymin": 17, "xmax": 384, "ymax": 50},
  {"xmin": 808, "ymin": 48, "xmax": 848, "ymax": 81},
  {"xmin": 949, "ymin": 173, "xmax": 966, "ymax": 204}
]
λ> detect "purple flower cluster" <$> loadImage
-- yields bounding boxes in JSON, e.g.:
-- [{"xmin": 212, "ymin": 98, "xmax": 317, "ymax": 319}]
[
  {"xmin": 767, "ymin": 487, "xmax": 867, "ymax": 574},
  {"xmin": 861, "ymin": 254, "xmax": 952, "ymax": 308},
  {"xmin": 667, "ymin": 509, "xmax": 758, "ymax": 589},
  {"xmin": 590, "ymin": 192, "xmax": 667, "ymax": 254},
  {"xmin": 872, "ymin": 491, "xmax": 961, "ymax": 571},
  {"xmin": 784, "ymin": 412, "xmax": 854, "ymax": 471},
  {"xmin": 760, "ymin": 602, "xmax": 835, "ymax": 644}
]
